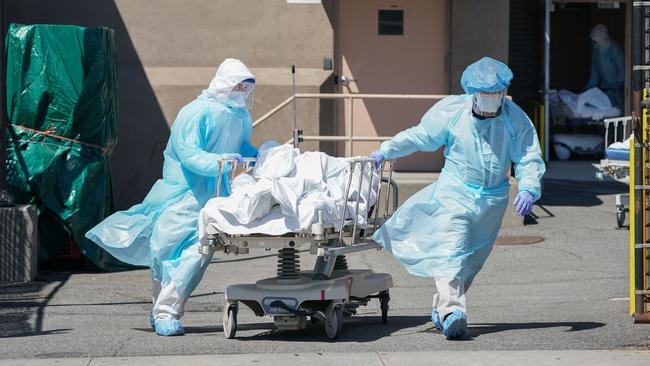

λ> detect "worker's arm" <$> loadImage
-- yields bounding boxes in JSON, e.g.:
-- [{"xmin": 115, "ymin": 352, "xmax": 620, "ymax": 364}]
[
  {"xmin": 170, "ymin": 109, "xmax": 229, "ymax": 177},
  {"xmin": 612, "ymin": 43, "xmax": 625, "ymax": 86},
  {"xmin": 585, "ymin": 51, "xmax": 601, "ymax": 90},
  {"xmin": 239, "ymin": 140, "xmax": 258, "ymax": 158},
  {"xmin": 379, "ymin": 95, "xmax": 465, "ymax": 160}
]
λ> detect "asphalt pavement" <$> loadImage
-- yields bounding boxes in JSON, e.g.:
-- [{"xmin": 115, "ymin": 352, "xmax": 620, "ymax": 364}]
[{"xmin": 1, "ymin": 164, "xmax": 649, "ymax": 361}]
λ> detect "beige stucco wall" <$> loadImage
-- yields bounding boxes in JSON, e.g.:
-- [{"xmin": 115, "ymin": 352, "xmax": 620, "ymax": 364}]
[
  {"xmin": 4, "ymin": 0, "xmax": 514, "ymax": 207},
  {"xmin": 5, "ymin": 0, "xmax": 335, "ymax": 209},
  {"xmin": 449, "ymin": 0, "xmax": 510, "ymax": 93}
]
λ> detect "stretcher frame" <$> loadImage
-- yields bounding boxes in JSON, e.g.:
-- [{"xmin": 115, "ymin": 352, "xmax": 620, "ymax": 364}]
[
  {"xmin": 199, "ymin": 156, "xmax": 396, "ymax": 340},
  {"xmin": 598, "ymin": 116, "xmax": 632, "ymax": 228}
]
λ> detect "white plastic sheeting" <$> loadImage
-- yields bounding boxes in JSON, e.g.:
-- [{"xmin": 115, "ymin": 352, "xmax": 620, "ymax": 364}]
[{"xmin": 198, "ymin": 144, "xmax": 379, "ymax": 237}]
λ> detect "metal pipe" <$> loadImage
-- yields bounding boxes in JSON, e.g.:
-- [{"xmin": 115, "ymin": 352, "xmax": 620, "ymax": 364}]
[
  {"xmin": 372, "ymin": 162, "xmax": 385, "ymax": 235},
  {"xmin": 633, "ymin": 2, "xmax": 647, "ymax": 316},
  {"xmin": 346, "ymin": 96, "xmax": 352, "ymax": 156},
  {"xmin": 291, "ymin": 65, "xmax": 299, "ymax": 149},
  {"xmin": 364, "ymin": 161, "xmax": 374, "ymax": 241},
  {"xmin": 294, "ymin": 93, "xmax": 447, "ymax": 100},
  {"xmin": 300, "ymin": 135, "xmax": 393, "ymax": 142},
  {"xmin": 216, "ymin": 161, "xmax": 223, "ymax": 198},
  {"xmin": 337, "ymin": 161, "xmax": 355, "ymax": 247},
  {"xmin": 384, "ymin": 161, "xmax": 394, "ymax": 217},
  {"xmin": 632, "ymin": 5, "xmax": 643, "ymax": 118},
  {"xmin": 633, "ymin": 113, "xmax": 645, "ymax": 315},
  {"xmin": 350, "ymin": 162, "xmax": 365, "ymax": 244},
  {"xmin": 252, "ymin": 96, "xmax": 293, "ymax": 128}
]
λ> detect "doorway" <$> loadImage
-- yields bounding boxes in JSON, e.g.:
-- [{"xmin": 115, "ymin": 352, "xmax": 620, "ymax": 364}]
[{"xmin": 547, "ymin": 1, "xmax": 627, "ymax": 161}]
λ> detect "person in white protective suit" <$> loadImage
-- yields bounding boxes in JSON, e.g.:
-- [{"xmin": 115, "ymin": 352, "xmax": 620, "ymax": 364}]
[
  {"xmin": 86, "ymin": 58, "xmax": 258, "ymax": 336},
  {"xmin": 369, "ymin": 57, "xmax": 545, "ymax": 339}
]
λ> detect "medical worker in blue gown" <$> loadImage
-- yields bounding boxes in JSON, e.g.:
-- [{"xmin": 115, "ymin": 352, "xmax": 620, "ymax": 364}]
[
  {"xmin": 369, "ymin": 57, "xmax": 545, "ymax": 339},
  {"xmin": 86, "ymin": 58, "xmax": 258, "ymax": 336},
  {"xmin": 585, "ymin": 24, "xmax": 625, "ymax": 110}
]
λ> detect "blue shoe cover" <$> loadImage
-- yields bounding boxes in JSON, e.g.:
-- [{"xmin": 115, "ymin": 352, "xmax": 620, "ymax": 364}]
[
  {"xmin": 442, "ymin": 310, "xmax": 467, "ymax": 339},
  {"xmin": 155, "ymin": 319, "xmax": 185, "ymax": 336},
  {"xmin": 431, "ymin": 310, "xmax": 443, "ymax": 330},
  {"xmin": 148, "ymin": 311, "xmax": 155, "ymax": 330}
]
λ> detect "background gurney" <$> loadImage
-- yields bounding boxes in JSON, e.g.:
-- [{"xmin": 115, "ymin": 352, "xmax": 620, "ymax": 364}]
[
  {"xmin": 598, "ymin": 116, "xmax": 631, "ymax": 228},
  {"xmin": 550, "ymin": 88, "xmax": 622, "ymax": 160}
]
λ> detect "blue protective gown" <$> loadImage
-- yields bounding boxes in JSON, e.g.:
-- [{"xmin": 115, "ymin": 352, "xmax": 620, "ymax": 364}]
[
  {"xmin": 586, "ymin": 42, "xmax": 625, "ymax": 109},
  {"xmin": 373, "ymin": 95, "xmax": 545, "ymax": 285},
  {"xmin": 86, "ymin": 90, "xmax": 257, "ymax": 298}
]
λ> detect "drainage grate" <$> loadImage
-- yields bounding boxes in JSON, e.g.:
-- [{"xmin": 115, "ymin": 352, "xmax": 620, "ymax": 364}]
[{"xmin": 495, "ymin": 235, "xmax": 544, "ymax": 246}]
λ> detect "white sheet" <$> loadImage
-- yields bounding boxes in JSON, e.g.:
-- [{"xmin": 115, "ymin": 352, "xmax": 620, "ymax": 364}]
[
  {"xmin": 198, "ymin": 143, "xmax": 379, "ymax": 238},
  {"xmin": 608, "ymin": 134, "xmax": 632, "ymax": 150},
  {"xmin": 555, "ymin": 87, "xmax": 621, "ymax": 120}
]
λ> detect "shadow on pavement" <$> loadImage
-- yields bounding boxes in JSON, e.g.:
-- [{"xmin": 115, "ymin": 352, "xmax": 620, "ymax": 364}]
[
  {"xmin": 467, "ymin": 321, "xmax": 606, "ymax": 338},
  {"xmin": 539, "ymin": 179, "xmax": 628, "ymax": 208},
  {"xmin": 211, "ymin": 315, "xmax": 433, "ymax": 342},
  {"xmin": 0, "ymin": 272, "xmax": 71, "ymax": 338}
]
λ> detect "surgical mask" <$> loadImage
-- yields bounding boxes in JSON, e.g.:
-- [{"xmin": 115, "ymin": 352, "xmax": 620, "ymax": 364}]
[{"xmin": 474, "ymin": 93, "xmax": 504, "ymax": 115}]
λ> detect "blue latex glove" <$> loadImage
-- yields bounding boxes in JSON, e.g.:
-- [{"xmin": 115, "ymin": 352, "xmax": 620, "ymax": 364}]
[
  {"xmin": 225, "ymin": 153, "xmax": 244, "ymax": 164},
  {"xmin": 369, "ymin": 150, "xmax": 385, "ymax": 169},
  {"xmin": 513, "ymin": 191, "xmax": 534, "ymax": 216}
]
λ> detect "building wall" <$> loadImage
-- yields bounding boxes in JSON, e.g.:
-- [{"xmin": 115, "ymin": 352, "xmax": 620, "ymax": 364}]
[
  {"xmin": 5, "ymin": 0, "xmax": 335, "ymax": 209},
  {"xmin": 449, "ymin": 0, "xmax": 511, "ymax": 93}
]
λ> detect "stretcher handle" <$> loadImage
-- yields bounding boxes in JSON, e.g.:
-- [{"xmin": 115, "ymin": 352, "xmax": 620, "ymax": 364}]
[{"xmin": 215, "ymin": 157, "xmax": 257, "ymax": 197}]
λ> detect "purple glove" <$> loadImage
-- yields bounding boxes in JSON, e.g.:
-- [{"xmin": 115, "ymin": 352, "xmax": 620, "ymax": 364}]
[
  {"xmin": 369, "ymin": 150, "xmax": 385, "ymax": 169},
  {"xmin": 513, "ymin": 191, "xmax": 534, "ymax": 217}
]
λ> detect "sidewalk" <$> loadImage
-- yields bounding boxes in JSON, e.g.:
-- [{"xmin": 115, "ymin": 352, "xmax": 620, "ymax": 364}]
[{"xmin": 2, "ymin": 350, "xmax": 649, "ymax": 366}]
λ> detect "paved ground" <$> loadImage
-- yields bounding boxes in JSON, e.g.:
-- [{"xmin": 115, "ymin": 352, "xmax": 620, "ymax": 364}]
[
  {"xmin": 2, "ymin": 162, "xmax": 649, "ymax": 360},
  {"xmin": 1, "ymin": 351, "xmax": 650, "ymax": 366}
]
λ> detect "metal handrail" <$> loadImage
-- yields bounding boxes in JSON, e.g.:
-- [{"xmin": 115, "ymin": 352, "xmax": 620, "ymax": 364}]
[{"xmin": 252, "ymin": 93, "xmax": 448, "ymax": 156}]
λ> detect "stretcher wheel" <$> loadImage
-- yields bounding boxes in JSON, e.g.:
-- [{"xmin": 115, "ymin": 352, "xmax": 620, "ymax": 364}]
[
  {"xmin": 379, "ymin": 290, "xmax": 390, "ymax": 324},
  {"xmin": 324, "ymin": 303, "xmax": 343, "ymax": 340},
  {"xmin": 616, "ymin": 209, "xmax": 625, "ymax": 228},
  {"xmin": 223, "ymin": 303, "xmax": 238, "ymax": 339}
]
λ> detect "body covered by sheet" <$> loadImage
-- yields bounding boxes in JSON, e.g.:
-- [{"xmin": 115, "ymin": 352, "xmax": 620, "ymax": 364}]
[
  {"xmin": 198, "ymin": 143, "xmax": 380, "ymax": 237},
  {"xmin": 550, "ymin": 87, "xmax": 620, "ymax": 121}
]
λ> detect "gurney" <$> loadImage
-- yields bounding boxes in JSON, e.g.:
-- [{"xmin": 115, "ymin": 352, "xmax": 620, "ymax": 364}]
[
  {"xmin": 550, "ymin": 88, "xmax": 621, "ymax": 160},
  {"xmin": 198, "ymin": 154, "xmax": 397, "ymax": 340},
  {"xmin": 598, "ymin": 116, "xmax": 632, "ymax": 228}
]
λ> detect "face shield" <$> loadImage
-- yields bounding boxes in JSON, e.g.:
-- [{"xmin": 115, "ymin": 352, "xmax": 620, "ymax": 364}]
[
  {"xmin": 227, "ymin": 79, "xmax": 255, "ymax": 109},
  {"xmin": 473, "ymin": 90, "xmax": 505, "ymax": 117}
]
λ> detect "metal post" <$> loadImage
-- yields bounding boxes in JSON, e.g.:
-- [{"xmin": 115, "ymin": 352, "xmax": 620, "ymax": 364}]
[
  {"xmin": 291, "ymin": 65, "xmax": 302, "ymax": 149},
  {"xmin": 346, "ymin": 96, "xmax": 353, "ymax": 157},
  {"xmin": 543, "ymin": 0, "xmax": 551, "ymax": 163},
  {"xmin": 633, "ymin": 2, "xmax": 647, "ymax": 318},
  {"xmin": 0, "ymin": 0, "xmax": 14, "ymax": 207}
]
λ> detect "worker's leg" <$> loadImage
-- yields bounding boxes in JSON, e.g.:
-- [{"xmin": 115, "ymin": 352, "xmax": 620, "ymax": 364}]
[
  {"xmin": 153, "ymin": 281, "xmax": 185, "ymax": 320},
  {"xmin": 432, "ymin": 277, "xmax": 467, "ymax": 321},
  {"xmin": 149, "ymin": 193, "xmax": 206, "ymax": 332},
  {"xmin": 152, "ymin": 276, "xmax": 162, "ymax": 304},
  {"xmin": 153, "ymin": 242, "xmax": 214, "ymax": 320}
]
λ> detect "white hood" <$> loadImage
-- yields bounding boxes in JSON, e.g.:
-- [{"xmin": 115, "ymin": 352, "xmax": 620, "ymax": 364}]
[{"xmin": 207, "ymin": 58, "xmax": 255, "ymax": 99}]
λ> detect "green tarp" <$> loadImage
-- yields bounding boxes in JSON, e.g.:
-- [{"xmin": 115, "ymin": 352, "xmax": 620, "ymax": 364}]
[{"xmin": 4, "ymin": 23, "xmax": 128, "ymax": 270}]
